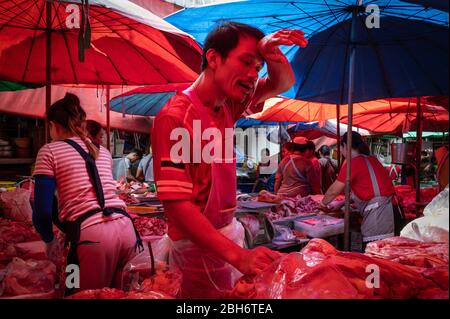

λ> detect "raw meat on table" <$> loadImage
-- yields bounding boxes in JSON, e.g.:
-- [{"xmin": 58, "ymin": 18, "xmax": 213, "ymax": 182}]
[
  {"xmin": 365, "ymin": 237, "xmax": 448, "ymax": 268},
  {"xmin": 365, "ymin": 237, "xmax": 448, "ymax": 290},
  {"xmin": 0, "ymin": 218, "xmax": 40, "ymax": 244},
  {"xmin": 265, "ymin": 195, "xmax": 321, "ymax": 221},
  {"xmin": 228, "ymin": 239, "xmax": 440, "ymax": 299},
  {"xmin": 133, "ymin": 216, "xmax": 167, "ymax": 237},
  {"xmin": 1, "ymin": 258, "xmax": 56, "ymax": 297},
  {"xmin": 66, "ymin": 288, "xmax": 127, "ymax": 299},
  {"xmin": 67, "ymin": 287, "xmax": 173, "ymax": 299}
]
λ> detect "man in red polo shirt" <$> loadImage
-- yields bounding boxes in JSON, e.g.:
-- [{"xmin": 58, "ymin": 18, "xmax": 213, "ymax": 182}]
[{"xmin": 152, "ymin": 22, "xmax": 307, "ymax": 298}]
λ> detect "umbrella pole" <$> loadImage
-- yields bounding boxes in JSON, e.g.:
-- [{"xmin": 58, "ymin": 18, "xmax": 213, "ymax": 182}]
[
  {"xmin": 279, "ymin": 123, "xmax": 282, "ymax": 164},
  {"xmin": 343, "ymin": 8, "xmax": 358, "ymax": 252},
  {"xmin": 106, "ymin": 85, "xmax": 111, "ymax": 151},
  {"xmin": 415, "ymin": 97, "xmax": 423, "ymax": 217},
  {"xmin": 45, "ymin": 0, "xmax": 52, "ymax": 143},
  {"xmin": 336, "ymin": 104, "xmax": 341, "ymax": 168}
]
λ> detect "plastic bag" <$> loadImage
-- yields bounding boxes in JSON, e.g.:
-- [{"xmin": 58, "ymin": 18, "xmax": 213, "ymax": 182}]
[
  {"xmin": 121, "ymin": 239, "xmax": 181, "ymax": 297},
  {"xmin": 0, "ymin": 188, "xmax": 33, "ymax": 224},
  {"xmin": 401, "ymin": 186, "xmax": 449, "ymax": 242},
  {"xmin": 271, "ymin": 225, "xmax": 297, "ymax": 245},
  {"xmin": 169, "ymin": 218, "xmax": 245, "ymax": 299}
]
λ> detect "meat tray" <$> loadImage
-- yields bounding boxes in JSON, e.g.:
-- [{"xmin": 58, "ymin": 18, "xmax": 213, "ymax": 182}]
[{"xmin": 294, "ymin": 215, "xmax": 344, "ymax": 238}]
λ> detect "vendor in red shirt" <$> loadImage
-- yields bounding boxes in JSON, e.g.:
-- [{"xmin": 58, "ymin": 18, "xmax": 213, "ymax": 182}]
[
  {"xmin": 152, "ymin": 22, "xmax": 308, "ymax": 298},
  {"xmin": 305, "ymin": 140, "xmax": 322, "ymax": 191},
  {"xmin": 320, "ymin": 131, "xmax": 404, "ymax": 245}
]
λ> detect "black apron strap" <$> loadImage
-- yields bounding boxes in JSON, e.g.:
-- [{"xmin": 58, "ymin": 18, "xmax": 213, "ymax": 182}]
[{"xmin": 63, "ymin": 139, "xmax": 105, "ymax": 209}]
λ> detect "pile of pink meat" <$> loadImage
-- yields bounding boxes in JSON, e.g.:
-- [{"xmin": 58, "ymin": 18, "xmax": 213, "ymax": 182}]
[
  {"xmin": 227, "ymin": 238, "xmax": 448, "ymax": 299},
  {"xmin": 116, "ymin": 181, "xmax": 151, "ymax": 205},
  {"xmin": 265, "ymin": 196, "xmax": 322, "ymax": 221},
  {"xmin": 132, "ymin": 216, "xmax": 167, "ymax": 237},
  {"xmin": 365, "ymin": 237, "xmax": 448, "ymax": 293},
  {"xmin": 0, "ymin": 217, "xmax": 58, "ymax": 298},
  {"xmin": 68, "ymin": 262, "xmax": 181, "ymax": 299}
]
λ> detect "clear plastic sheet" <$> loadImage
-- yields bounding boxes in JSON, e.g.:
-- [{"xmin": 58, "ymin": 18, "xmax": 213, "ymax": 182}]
[
  {"xmin": 121, "ymin": 238, "xmax": 181, "ymax": 297},
  {"xmin": 169, "ymin": 218, "xmax": 245, "ymax": 299},
  {"xmin": 228, "ymin": 239, "xmax": 438, "ymax": 299}
]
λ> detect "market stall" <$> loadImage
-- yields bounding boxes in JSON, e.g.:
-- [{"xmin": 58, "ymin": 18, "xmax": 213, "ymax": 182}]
[{"xmin": 0, "ymin": 0, "xmax": 448, "ymax": 301}]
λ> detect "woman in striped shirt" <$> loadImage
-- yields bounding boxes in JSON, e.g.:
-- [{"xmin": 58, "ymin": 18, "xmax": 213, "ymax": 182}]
[{"xmin": 33, "ymin": 93, "xmax": 142, "ymax": 294}]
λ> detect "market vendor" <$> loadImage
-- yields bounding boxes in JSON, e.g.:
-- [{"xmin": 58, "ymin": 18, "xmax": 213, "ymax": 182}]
[
  {"xmin": 305, "ymin": 140, "xmax": 322, "ymax": 188},
  {"xmin": 112, "ymin": 148, "xmax": 143, "ymax": 182},
  {"xmin": 274, "ymin": 137, "xmax": 322, "ymax": 198},
  {"xmin": 320, "ymin": 131, "xmax": 404, "ymax": 246},
  {"xmin": 252, "ymin": 148, "xmax": 274, "ymax": 192},
  {"xmin": 318, "ymin": 145, "xmax": 339, "ymax": 194},
  {"xmin": 32, "ymin": 93, "xmax": 143, "ymax": 294},
  {"xmin": 86, "ymin": 120, "xmax": 104, "ymax": 148},
  {"xmin": 152, "ymin": 22, "xmax": 308, "ymax": 298},
  {"xmin": 136, "ymin": 147, "xmax": 154, "ymax": 184}
]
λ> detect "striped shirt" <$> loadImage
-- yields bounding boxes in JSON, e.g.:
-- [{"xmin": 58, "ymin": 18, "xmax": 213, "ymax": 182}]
[{"xmin": 33, "ymin": 137, "xmax": 126, "ymax": 228}]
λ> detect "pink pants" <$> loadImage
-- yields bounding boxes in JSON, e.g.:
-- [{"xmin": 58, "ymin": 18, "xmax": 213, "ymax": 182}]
[{"xmin": 76, "ymin": 216, "xmax": 137, "ymax": 290}]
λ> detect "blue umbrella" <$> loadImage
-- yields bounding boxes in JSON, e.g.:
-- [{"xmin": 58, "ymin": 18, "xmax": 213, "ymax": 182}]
[
  {"xmin": 166, "ymin": 0, "xmax": 448, "ymax": 98},
  {"xmin": 402, "ymin": 0, "xmax": 449, "ymax": 12},
  {"xmin": 166, "ymin": 0, "xmax": 448, "ymax": 45},
  {"xmin": 291, "ymin": 16, "xmax": 449, "ymax": 104},
  {"xmin": 235, "ymin": 117, "xmax": 303, "ymax": 128},
  {"xmin": 109, "ymin": 83, "xmax": 191, "ymax": 116}
]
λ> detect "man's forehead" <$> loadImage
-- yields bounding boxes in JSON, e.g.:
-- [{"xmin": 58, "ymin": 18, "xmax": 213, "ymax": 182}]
[{"xmin": 232, "ymin": 36, "xmax": 264, "ymax": 61}]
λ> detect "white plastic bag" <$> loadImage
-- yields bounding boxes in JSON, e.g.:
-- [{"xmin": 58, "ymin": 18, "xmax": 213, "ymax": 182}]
[{"xmin": 401, "ymin": 186, "xmax": 449, "ymax": 242}]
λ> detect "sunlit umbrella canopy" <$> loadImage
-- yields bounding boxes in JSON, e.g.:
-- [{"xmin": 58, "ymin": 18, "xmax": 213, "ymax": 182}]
[
  {"xmin": 0, "ymin": 0, "xmax": 202, "ymax": 86},
  {"xmin": 341, "ymin": 103, "xmax": 449, "ymax": 133}
]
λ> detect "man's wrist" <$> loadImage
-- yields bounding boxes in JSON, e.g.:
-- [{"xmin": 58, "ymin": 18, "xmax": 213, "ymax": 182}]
[{"xmin": 224, "ymin": 246, "xmax": 245, "ymax": 267}]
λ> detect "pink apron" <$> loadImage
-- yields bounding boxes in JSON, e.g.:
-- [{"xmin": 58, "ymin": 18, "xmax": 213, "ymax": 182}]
[{"xmin": 168, "ymin": 88, "xmax": 244, "ymax": 299}]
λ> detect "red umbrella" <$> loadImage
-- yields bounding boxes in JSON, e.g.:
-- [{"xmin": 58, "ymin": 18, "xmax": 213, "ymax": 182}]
[
  {"xmin": 251, "ymin": 96, "xmax": 448, "ymax": 123},
  {"xmin": 0, "ymin": 0, "xmax": 201, "ymax": 85},
  {"xmin": 341, "ymin": 103, "xmax": 449, "ymax": 134},
  {"xmin": 0, "ymin": 0, "xmax": 201, "ymax": 141},
  {"xmin": 250, "ymin": 97, "xmax": 372, "ymax": 122}
]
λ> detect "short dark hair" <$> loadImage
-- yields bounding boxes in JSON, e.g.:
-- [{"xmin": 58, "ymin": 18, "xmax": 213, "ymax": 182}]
[
  {"xmin": 86, "ymin": 120, "xmax": 102, "ymax": 138},
  {"xmin": 341, "ymin": 131, "xmax": 370, "ymax": 156},
  {"xmin": 130, "ymin": 148, "xmax": 143, "ymax": 159},
  {"xmin": 319, "ymin": 145, "xmax": 331, "ymax": 156},
  {"xmin": 292, "ymin": 143, "xmax": 307, "ymax": 153},
  {"xmin": 306, "ymin": 141, "xmax": 315, "ymax": 151},
  {"xmin": 201, "ymin": 22, "xmax": 265, "ymax": 71}
]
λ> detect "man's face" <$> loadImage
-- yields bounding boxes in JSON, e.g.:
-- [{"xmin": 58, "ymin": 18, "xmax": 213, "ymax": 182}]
[{"xmin": 214, "ymin": 35, "xmax": 263, "ymax": 103}]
